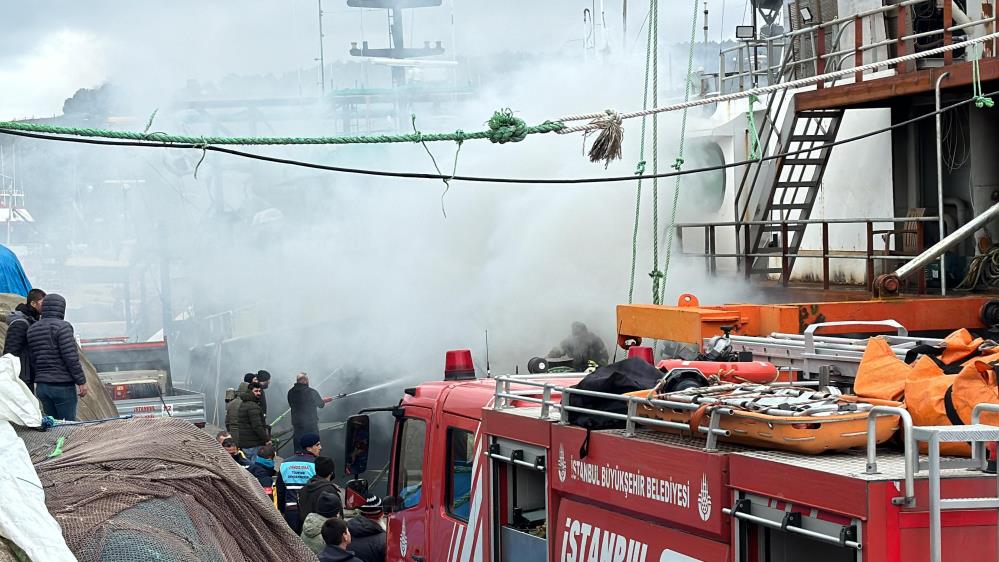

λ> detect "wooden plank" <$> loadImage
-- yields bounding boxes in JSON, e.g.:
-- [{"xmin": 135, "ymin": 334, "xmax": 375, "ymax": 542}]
[{"xmin": 797, "ymin": 59, "xmax": 999, "ymax": 110}]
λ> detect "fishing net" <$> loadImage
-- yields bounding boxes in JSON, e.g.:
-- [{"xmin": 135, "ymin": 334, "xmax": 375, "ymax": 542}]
[{"xmin": 15, "ymin": 417, "xmax": 316, "ymax": 562}]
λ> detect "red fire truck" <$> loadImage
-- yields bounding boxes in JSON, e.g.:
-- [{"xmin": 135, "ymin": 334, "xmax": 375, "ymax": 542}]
[{"xmin": 346, "ymin": 346, "xmax": 999, "ymax": 562}]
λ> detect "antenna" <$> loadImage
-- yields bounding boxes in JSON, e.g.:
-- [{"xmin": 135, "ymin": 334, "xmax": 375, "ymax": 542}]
[
  {"xmin": 484, "ymin": 329, "xmax": 491, "ymax": 378},
  {"xmin": 317, "ymin": 0, "xmax": 327, "ymax": 95},
  {"xmin": 703, "ymin": 0, "xmax": 708, "ymax": 44},
  {"xmin": 622, "ymin": 0, "xmax": 627, "ymax": 50}
]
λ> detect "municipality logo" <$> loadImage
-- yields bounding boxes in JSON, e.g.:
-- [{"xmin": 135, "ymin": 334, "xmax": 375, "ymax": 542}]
[
  {"xmin": 697, "ymin": 474, "xmax": 712, "ymax": 522},
  {"xmin": 557, "ymin": 444, "xmax": 567, "ymax": 483}
]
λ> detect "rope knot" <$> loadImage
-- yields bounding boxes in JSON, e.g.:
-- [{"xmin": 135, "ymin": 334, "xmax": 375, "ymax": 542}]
[
  {"xmin": 671, "ymin": 158, "xmax": 684, "ymax": 171},
  {"xmin": 410, "ymin": 114, "xmax": 424, "ymax": 143},
  {"xmin": 635, "ymin": 160, "xmax": 647, "ymax": 175},
  {"xmin": 648, "ymin": 269, "xmax": 664, "ymax": 279},
  {"xmin": 586, "ymin": 109, "xmax": 624, "ymax": 167},
  {"xmin": 486, "ymin": 109, "xmax": 528, "ymax": 144}
]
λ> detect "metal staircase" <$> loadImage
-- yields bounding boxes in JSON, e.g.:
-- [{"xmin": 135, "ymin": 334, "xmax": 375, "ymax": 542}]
[{"xmin": 736, "ymin": 92, "xmax": 844, "ymax": 281}]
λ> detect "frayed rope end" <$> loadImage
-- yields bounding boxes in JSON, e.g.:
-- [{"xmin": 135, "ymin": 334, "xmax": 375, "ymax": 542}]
[{"xmin": 586, "ymin": 110, "xmax": 624, "ymax": 168}]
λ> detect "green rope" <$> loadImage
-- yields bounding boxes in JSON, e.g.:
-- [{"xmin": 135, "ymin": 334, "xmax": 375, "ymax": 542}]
[
  {"xmin": 650, "ymin": 0, "xmax": 663, "ymax": 305},
  {"xmin": 48, "ymin": 436, "xmax": 65, "ymax": 458},
  {"xmin": 747, "ymin": 94, "xmax": 762, "ymax": 160},
  {"xmin": 658, "ymin": 0, "xmax": 700, "ymax": 305},
  {"xmin": 972, "ymin": 57, "xmax": 994, "ymax": 109},
  {"xmin": 627, "ymin": 0, "xmax": 659, "ymax": 305},
  {"xmin": 0, "ymin": 109, "xmax": 564, "ymax": 146}
]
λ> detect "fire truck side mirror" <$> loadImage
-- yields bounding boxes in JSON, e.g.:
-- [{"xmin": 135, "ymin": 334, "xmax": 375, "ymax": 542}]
[{"xmin": 344, "ymin": 414, "xmax": 370, "ymax": 476}]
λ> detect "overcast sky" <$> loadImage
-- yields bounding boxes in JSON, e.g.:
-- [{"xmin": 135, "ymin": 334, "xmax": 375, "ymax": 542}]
[{"xmin": 1, "ymin": 1, "xmax": 753, "ymax": 120}]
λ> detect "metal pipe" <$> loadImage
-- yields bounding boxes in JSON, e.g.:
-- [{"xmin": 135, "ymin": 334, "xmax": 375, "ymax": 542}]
[
  {"xmin": 675, "ymin": 216, "xmax": 939, "ymax": 227},
  {"xmin": 935, "ymin": 72, "xmax": 950, "ymax": 295},
  {"xmin": 895, "ymin": 201, "xmax": 999, "ymax": 280},
  {"xmin": 929, "ymin": 433, "xmax": 942, "ymax": 562},
  {"xmin": 722, "ymin": 508, "xmax": 863, "ymax": 550},
  {"xmin": 971, "ymin": 402, "xmax": 999, "ymax": 469},
  {"xmin": 864, "ymin": 406, "xmax": 914, "ymax": 506}
]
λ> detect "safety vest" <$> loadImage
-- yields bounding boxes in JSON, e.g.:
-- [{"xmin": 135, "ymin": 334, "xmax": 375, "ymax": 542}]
[{"xmin": 279, "ymin": 455, "xmax": 316, "ymax": 509}]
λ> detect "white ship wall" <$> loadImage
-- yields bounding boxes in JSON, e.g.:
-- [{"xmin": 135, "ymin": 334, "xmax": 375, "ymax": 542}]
[{"xmin": 680, "ymin": 90, "xmax": 893, "ymax": 285}]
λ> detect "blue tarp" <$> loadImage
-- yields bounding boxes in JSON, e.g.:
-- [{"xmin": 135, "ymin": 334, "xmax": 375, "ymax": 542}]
[{"xmin": 0, "ymin": 245, "xmax": 31, "ymax": 297}]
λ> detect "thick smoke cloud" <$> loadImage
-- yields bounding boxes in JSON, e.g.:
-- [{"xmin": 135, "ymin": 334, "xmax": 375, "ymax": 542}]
[{"xmin": 3, "ymin": 3, "xmax": 756, "ymax": 479}]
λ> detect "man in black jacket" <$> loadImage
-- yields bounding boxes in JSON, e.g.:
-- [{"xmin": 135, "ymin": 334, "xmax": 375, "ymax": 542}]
[
  {"xmin": 26, "ymin": 294, "xmax": 87, "ymax": 420},
  {"xmin": 4, "ymin": 288, "xmax": 45, "ymax": 392},
  {"xmin": 236, "ymin": 383, "xmax": 270, "ymax": 459},
  {"xmin": 256, "ymin": 369, "xmax": 272, "ymax": 418},
  {"xmin": 288, "ymin": 372, "xmax": 333, "ymax": 451},
  {"xmin": 347, "ymin": 496, "xmax": 386, "ymax": 562},
  {"xmin": 297, "ymin": 456, "xmax": 343, "ymax": 531},
  {"xmin": 319, "ymin": 518, "xmax": 364, "ymax": 562}
]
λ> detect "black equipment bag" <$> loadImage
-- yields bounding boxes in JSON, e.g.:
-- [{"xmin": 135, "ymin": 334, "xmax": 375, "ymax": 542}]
[{"xmin": 566, "ymin": 357, "xmax": 662, "ymax": 430}]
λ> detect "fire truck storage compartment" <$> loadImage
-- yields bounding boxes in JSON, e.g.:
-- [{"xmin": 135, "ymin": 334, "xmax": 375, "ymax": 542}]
[
  {"xmin": 488, "ymin": 437, "xmax": 547, "ymax": 562},
  {"xmin": 731, "ymin": 492, "xmax": 860, "ymax": 562}
]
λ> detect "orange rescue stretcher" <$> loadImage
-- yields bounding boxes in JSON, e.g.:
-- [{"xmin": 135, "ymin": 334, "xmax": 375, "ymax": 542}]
[{"xmin": 627, "ymin": 383, "xmax": 902, "ymax": 454}]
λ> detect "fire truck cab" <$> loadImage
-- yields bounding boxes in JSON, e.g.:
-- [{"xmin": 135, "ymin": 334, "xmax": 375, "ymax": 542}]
[{"xmin": 348, "ymin": 349, "xmax": 999, "ymax": 562}]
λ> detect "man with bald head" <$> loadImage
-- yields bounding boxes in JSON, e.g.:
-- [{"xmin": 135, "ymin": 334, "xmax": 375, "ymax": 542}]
[{"xmin": 288, "ymin": 372, "xmax": 334, "ymax": 451}]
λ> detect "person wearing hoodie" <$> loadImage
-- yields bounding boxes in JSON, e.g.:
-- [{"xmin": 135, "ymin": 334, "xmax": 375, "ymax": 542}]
[
  {"xmin": 26, "ymin": 293, "xmax": 87, "ymax": 420},
  {"xmin": 247, "ymin": 443, "xmax": 276, "ymax": 487},
  {"xmin": 3, "ymin": 288, "xmax": 44, "ymax": 392},
  {"xmin": 347, "ymin": 496, "xmax": 386, "ymax": 562},
  {"xmin": 236, "ymin": 382, "xmax": 270, "ymax": 459},
  {"xmin": 295, "ymin": 455, "xmax": 343, "ymax": 532},
  {"xmin": 318, "ymin": 518, "xmax": 364, "ymax": 562},
  {"xmin": 225, "ymin": 373, "xmax": 256, "ymax": 441},
  {"xmin": 300, "ymin": 491, "xmax": 344, "ymax": 554}
]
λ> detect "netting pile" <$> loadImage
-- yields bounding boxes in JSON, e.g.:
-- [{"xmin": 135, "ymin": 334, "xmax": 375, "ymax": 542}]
[{"xmin": 16, "ymin": 417, "xmax": 316, "ymax": 562}]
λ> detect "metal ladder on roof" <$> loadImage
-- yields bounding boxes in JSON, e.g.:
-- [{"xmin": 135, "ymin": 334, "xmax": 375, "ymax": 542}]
[
  {"xmin": 869, "ymin": 404, "xmax": 999, "ymax": 562},
  {"xmin": 745, "ymin": 101, "xmax": 845, "ymax": 280},
  {"xmin": 915, "ymin": 407, "xmax": 999, "ymax": 562}
]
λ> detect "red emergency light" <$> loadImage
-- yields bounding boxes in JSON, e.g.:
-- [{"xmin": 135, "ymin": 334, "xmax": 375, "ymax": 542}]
[
  {"xmin": 444, "ymin": 349, "xmax": 476, "ymax": 381},
  {"xmin": 627, "ymin": 345, "xmax": 654, "ymax": 365}
]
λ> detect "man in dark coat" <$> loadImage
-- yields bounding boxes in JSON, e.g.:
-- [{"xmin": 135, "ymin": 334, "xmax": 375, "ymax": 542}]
[
  {"xmin": 550, "ymin": 321, "xmax": 610, "ymax": 372},
  {"xmin": 225, "ymin": 373, "xmax": 256, "ymax": 442},
  {"xmin": 277, "ymin": 434, "xmax": 326, "ymax": 532},
  {"xmin": 26, "ymin": 294, "xmax": 87, "ymax": 420},
  {"xmin": 4, "ymin": 288, "xmax": 45, "ymax": 392},
  {"xmin": 256, "ymin": 369, "xmax": 272, "ymax": 418},
  {"xmin": 297, "ymin": 456, "xmax": 343, "ymax": 532},
  {"xmin": 236, "ymin": 382, "xmax": 270, "ymax": 459},
  {"xmin": 319, "ymin": 518, "xmax": 364, "ymax": 562},
  {"xmin": 347, "ymin": 496, "xmax": 386, "ymax": 562},
  {"xmin": 288, "ymin": 372, "xmax": 333, "ymax": 451}
]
